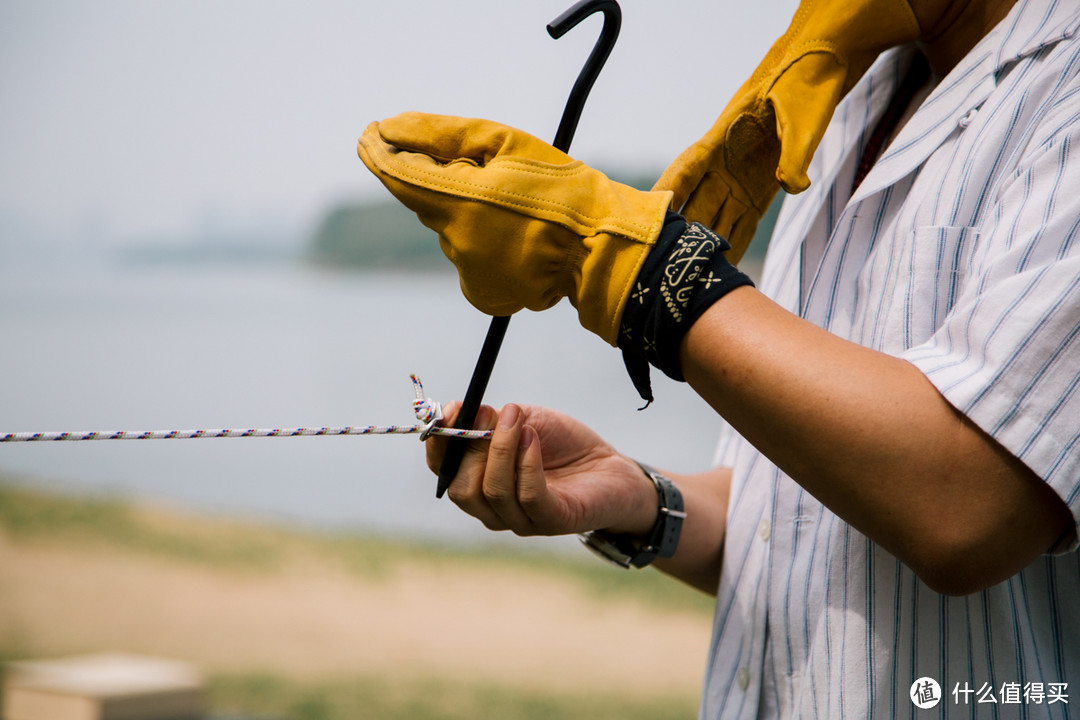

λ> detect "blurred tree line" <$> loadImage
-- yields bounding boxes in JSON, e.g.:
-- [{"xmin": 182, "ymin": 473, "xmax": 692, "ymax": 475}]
[{"xmin": 310, "ymin": 172, "xmax": 780, "ymax": 269}]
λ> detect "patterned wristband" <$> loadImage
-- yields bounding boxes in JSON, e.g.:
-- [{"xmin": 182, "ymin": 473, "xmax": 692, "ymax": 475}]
[{"xmin": 617, "ymin": 213, "xmax": 754, "ymax": 405}]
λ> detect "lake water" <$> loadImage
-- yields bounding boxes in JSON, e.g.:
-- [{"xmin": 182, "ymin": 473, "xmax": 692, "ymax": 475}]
[{"xmin": 0, "ymin": 252, "xmax": 727, "ymax": 545}]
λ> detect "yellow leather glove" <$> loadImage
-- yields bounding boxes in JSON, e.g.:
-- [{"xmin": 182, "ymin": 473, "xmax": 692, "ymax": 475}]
[
  {"xmin": 357, "ymin": 112, "xmax": 672, "ymax": 345},
  {"xmin": 653, "ymin": 0, "xmax": 921, "ymax": 263}
]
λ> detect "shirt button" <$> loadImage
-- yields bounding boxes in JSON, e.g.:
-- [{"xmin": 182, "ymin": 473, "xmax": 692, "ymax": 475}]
[
  {"xmin": 737, "ymin": 667, "xmax": 751, "ymax": 690},
  {"xmin": 759, "ymin": 519, "xmax": 771, "ymax": 542}
]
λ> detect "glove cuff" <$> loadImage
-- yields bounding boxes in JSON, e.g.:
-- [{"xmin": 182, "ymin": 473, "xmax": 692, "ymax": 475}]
[{"xmin": 617, "ymin": 214, "xmax": 755, "ymax": 405}]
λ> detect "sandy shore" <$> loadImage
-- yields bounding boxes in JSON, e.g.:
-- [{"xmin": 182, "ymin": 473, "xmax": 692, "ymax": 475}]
[{"xmin": 0, "ymin": 490, "xmax": 713, "ymax": 700}]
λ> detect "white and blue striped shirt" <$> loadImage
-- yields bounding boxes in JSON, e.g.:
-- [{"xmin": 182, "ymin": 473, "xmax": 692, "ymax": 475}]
[{"xmin": 704, "ymin": 1, "xmax": 1080, "ymax": 717}]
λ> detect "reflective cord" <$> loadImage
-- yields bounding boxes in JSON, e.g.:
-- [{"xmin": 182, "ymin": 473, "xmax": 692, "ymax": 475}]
[{"xmin": 0, "ymin": 375, "xmax": 493, "ymax": 443}]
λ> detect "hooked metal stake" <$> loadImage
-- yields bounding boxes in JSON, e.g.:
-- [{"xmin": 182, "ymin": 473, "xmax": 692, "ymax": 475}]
[
  {"xmin": 547, "ymin": 0, "xmax": 622, "ymax": 154},
  {"xmin": 435, "ymin": 0, "xmax": 623, "ymax": 498}
]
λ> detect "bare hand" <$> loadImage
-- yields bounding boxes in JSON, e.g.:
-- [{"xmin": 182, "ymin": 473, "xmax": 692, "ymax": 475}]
[{"xmin": 426, "ymin": 403, "xmax": 655, "ymax": 538}]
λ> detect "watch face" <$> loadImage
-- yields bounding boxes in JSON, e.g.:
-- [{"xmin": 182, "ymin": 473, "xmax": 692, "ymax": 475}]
[{"xmin": 578, "ymin": 532, "xmax": 633, "ymax": 568}]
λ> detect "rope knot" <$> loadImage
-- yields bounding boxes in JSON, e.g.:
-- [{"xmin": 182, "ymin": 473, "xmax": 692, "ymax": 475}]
[{"xmin": 410, "ymin": 374, "xmax": 444, "ymax": 440}]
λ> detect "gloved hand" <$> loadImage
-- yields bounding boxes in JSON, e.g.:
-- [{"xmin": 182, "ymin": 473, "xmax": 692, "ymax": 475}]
[
  {"xmin": 358, "ymin": 112, "xmax": 672, "ymax": 345},
  {"xmin": 653, "ymin": 0, "xmax": 921, "ymax": 262}
]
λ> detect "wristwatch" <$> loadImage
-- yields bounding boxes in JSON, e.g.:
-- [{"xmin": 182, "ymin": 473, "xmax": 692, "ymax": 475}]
[{"xmin": 578, "ymin": 461, "xmax": 686, "ymax": 569}]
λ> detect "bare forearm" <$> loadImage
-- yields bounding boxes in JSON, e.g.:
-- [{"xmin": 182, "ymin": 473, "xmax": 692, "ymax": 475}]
[
  {"xmin": 679, "ymin": 286, "xmax": 1071, "ymax": 595},
  {"xmin": 653, "ymin": 467, "xmax": 730, "ymax": 595}
]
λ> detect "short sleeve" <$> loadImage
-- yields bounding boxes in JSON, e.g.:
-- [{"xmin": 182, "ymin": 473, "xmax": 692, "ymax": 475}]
[{"xmin": 903, "ymin": 119, "xmax": 1080, "ymax": 549}]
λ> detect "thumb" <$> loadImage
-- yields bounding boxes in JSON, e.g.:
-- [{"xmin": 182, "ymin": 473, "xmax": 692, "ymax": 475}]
[{"xmin": 769, "ymin": 53, "xmax": 847, "ymax": 194}]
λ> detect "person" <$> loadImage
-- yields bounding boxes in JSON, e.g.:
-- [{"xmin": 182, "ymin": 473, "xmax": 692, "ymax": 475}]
[{"xmin": 358, "ymin": 0, "xmax": 1080, "ymax": 716}]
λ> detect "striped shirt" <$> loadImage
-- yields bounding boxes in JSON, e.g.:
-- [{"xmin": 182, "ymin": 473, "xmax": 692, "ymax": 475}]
[{"xmin": 703, "ymin": 1, "xmax": 1080, "ymax": 718}]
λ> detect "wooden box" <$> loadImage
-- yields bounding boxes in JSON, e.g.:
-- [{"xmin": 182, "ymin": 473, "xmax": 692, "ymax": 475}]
[{"xmin": 2, "ymin": 653, "xmax": 205, "ymax": 720}]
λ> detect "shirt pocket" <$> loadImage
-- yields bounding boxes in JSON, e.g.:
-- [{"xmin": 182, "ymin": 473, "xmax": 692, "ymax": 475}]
[{"xmin": 864, "ymin": 224, "xmax": 977, "ymax": 353}]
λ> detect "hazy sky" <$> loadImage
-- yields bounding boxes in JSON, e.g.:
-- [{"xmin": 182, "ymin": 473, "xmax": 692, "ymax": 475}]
[{"xmin": 0, "ymin": 0, "xmax": 794, "ymax": 245}]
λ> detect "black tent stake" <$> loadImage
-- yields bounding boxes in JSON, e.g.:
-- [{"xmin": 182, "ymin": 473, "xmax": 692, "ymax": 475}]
[{"xmin": 435, "ymin": 0, "xmax": 622, "ymax": 498}]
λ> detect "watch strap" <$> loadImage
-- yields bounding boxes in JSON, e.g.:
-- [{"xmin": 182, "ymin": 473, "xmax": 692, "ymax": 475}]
[{"xmin": 578, "ymin": 461, "xmax": 686, "ymax": 569}]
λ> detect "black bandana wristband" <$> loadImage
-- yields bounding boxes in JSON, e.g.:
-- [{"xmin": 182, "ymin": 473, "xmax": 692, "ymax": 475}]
[{"xmin": 617, "ymin": 213, "xmax": 754, "ymax": 405}]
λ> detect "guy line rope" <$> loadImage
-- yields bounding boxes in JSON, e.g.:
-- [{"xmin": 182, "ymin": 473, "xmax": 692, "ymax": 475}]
[{"xmin": 0, "ymin": 375, "xmax": 493, "ymax": 444}]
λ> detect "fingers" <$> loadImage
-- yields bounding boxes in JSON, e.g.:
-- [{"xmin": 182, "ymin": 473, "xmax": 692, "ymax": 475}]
[
  {"xmin": 653, "ymin": 147, "xmax": 707, "ymax": 213},
  {"xmin": 514, "ymin": 425, "xmax": 552, "ymax": 527},
  {"xmin": 377, "ymin": 112, "xmax": 495, "ymax": 161},
  {"xmin": 726, "ymin": 213, "xmax": 760, "ymax": 266},
  {"xmin": 682, "ymin": 173, "xmax": 733, "ymax": 230},
  {"xmin": 426, "ymin": 402, "xmax": 550, "ymax": 535},
  {"xmin": 377, "ymin": 112, "xmax": 570, "ymax": 168},
  {"xmin": 425, "ymin": 401, "xmax": 497, "ymax": 481},
  {"xmin": 475, "ymin": 404, "xmax": 538, "ymax": 533},
  {"xmin": 424, "ymin": 400, "xmax": 463, "ymax": 475},
  {"xmin": 423, "ymin": 400, "xmax": 509, "ymax": 531},
  {"xmin": 712, "ymin": 188, "xmax": 753, "ymax": 251}
]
